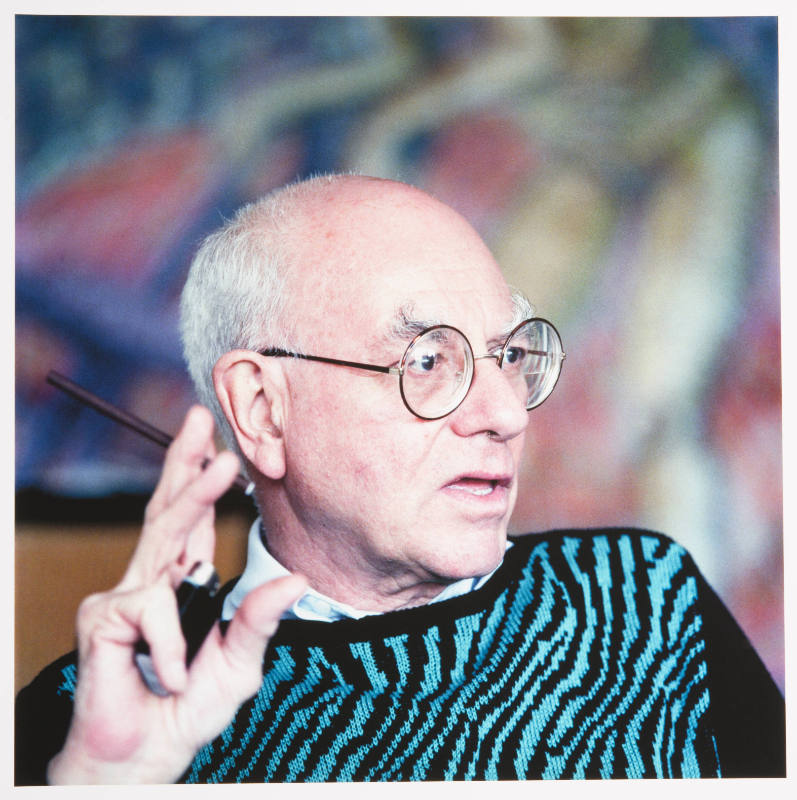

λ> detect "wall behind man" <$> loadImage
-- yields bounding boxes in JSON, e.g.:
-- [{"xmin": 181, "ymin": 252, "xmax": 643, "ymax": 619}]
[
  {"xmin": 15, "ymin": 17, "xmax": 782, "ymax": 690},
  {"xmin": 14, "ymin": 510, "xmax": 251, "ymax": 693}
]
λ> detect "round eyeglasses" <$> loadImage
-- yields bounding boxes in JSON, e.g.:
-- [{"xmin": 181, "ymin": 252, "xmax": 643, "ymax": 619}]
[{"xmin": 259, "ymin": 317, "xmax": 565, "ymax": 420}]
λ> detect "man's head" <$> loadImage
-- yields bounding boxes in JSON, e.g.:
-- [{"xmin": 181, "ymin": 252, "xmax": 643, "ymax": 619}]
[{"xmin": 181, "ymin": 175, "xmax": 544, "ymax": 609}]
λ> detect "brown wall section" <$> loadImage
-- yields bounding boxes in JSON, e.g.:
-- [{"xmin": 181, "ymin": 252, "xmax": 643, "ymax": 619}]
[{"xmin": 15, "ymin": 512, "xmax": 250, "ymax": 693}]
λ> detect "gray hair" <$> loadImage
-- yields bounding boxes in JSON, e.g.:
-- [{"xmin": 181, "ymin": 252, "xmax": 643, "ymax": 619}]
[{"xmin": 179, "ymin": 174, "xmax": 342, "ymax": 452}]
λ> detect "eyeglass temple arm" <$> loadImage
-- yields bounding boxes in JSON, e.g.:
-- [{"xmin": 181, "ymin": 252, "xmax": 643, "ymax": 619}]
[
  {"xmin": 477, "ymin": 349, "xmax": 565, "ymax": 359},
  {"xmin": 260, "ymin": 348, "xmax": 400, "ymax": 375},
  {"xmin": 522, "ymin": 349, "xmax": 566, "ymax": 359}
]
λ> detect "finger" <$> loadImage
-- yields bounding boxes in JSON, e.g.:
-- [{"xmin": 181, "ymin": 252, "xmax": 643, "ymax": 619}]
[
  {"xmin": 121, "ymin": 450, "xmax": 240, "ymax": 589},
  {"xmin": 75, "ymin": 583, "xmax": 186, "ymax": 697},
  {"xmin": 222, "ymin": 575, "xmax": 308, "ymax": 672},
  {"xmin": 136, "ymin": 588, "xmax": 189, "ymax": 694},
  {"xmin": 172, "ymin": 505, "xmax": 216, "ymax": 576},
  {"xmin": 152, "ymin": 449, "xmax": 239, "ymax": 568},
  {"xmin": 146, "ymin": 406, "xmax": 217, "ymax": 519}
]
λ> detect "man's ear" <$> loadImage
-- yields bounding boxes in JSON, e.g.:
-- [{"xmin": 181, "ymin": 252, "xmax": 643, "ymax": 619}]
[{"xmin": 213, "ymin": 350, "xmax": 287, "ymax": 480}]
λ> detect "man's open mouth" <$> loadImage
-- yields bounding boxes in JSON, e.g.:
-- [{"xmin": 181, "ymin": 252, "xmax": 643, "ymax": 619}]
[
  {"xmin": 443, "ymin": 473, "xmax": 513, "ymax": 497},
  {"xmin": 447, "ymin": 478, "xmax": 500, "ymax": 496}
]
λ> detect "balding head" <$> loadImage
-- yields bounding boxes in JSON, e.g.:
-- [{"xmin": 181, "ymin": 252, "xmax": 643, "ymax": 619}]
[
  {"xmin": 274, "ymin": 176, "xmax": 517, "ymax": 350},
  {"xmin": 180, "ymin": 174, "xmax": 522, "ymax": 445}
]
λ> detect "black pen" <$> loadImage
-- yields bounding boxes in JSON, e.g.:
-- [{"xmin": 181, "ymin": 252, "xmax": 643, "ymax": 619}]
[{"xmin": 46, "ymin": 370, "xmax": 255, "ymax": 495}]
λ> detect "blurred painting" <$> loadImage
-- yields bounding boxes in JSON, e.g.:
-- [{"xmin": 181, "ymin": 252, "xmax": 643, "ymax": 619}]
[{"xmin": 15, "ymin": 16, "xmax": 782, "ymax": 690}]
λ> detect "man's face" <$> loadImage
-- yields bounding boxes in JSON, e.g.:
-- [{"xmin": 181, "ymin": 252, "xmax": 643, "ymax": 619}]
[{"xmin": 273, "ymin": 180, "xmax": 529, "ymax": 608}]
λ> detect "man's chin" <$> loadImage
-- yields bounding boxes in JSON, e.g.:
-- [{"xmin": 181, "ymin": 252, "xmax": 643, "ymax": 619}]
[{"xmin": 426, "ymin": 527, "xmax": 508, "ymax": 582}]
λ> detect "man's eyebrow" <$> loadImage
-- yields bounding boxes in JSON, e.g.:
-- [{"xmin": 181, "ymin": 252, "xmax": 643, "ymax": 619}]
[
  {"xmin": 488, "ymin": 290, "xmax": 535, "ymax": 348},
  {"xmin": 381, "ymin": 303, "xmax": 443, "ymax": 345},
  {"xmin": 508, "ymin": 289, "xmax": 534, "ymax": 330},
  {"xmin": 378, "ymin": 291, "xmax": 534, "ymax": 351}
]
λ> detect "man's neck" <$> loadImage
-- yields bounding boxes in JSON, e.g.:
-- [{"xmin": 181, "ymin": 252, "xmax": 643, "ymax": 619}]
[
  {"xmin": 260, "ymin": 523, "xmax": 455, "ymax": 613},
  {"xmin": 221, "ymin": 519, "xmax": 509, "ymax": 623}
]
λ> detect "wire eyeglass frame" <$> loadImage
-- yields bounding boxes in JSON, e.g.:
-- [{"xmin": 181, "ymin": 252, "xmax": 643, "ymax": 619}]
[{"xmin": 258, "ymin": 317, "xmax": 565, "ymax": 420}]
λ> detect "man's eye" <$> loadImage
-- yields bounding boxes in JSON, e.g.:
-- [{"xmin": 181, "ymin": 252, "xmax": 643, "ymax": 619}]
[
  {"xmin": 420, "ymin": 354, "xmax": 436, "ymax": 371},
  {"xmin": 409, "ymin": 351, "xmax": 442, "ymax": 373},
  {"xmin": 503, "ymin": 346, "xmax": 526, "ymax": 365}
]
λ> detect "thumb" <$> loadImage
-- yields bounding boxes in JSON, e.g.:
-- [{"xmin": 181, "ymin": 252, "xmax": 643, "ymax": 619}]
[
  {"xmin": 220, "ymin": 574, "xmax": 307, "ymax": 683},
  {"xmin": 169, "ymin": 575, "xmax": 308, "ymax": 759}
]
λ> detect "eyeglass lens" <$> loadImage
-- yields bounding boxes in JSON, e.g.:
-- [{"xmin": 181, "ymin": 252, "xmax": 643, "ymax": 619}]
[
  {"xmin": 501, "ymin": 318, "xmax": 564, "ymax": 410},
  {"xmin": 400, "ymin": 327, "xmax": 474, "ymax": 420},
  {"xmin": 399, "ymin": 319, "xmax": 562, "ymax": 419}
]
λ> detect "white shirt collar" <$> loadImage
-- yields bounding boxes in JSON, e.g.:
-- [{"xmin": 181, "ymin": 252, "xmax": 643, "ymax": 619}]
[{"xmin": 221, "ymin": 518, "xmax": 510, "ymax": 622}]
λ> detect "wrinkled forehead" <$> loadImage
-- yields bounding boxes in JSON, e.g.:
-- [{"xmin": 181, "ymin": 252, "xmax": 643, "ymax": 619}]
[{"xmin": 282, "ymin": 185, "xmax": 518, "ymax": 349}]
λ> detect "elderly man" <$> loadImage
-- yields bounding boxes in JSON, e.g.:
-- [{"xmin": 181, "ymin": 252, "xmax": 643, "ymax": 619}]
[{"xmin": 16, "ymin": 175, "xmax": 784, "ymax": 783}]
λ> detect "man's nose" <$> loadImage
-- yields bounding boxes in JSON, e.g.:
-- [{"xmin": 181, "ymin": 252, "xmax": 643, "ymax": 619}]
[{"xmin": 449, "ymin": 355, "xmax": 529, "ymax": 441}]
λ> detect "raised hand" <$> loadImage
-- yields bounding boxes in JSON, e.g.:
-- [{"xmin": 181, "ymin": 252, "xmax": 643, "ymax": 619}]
[{"xmin": 46, "ymin": 406, "xmax": 306, "ymax": 784}]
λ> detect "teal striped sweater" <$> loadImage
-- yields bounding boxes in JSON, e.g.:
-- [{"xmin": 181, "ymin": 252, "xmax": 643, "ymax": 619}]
[{"xmin": 15, "ymin": 529, "xmax": 785, "ymax": 782}]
